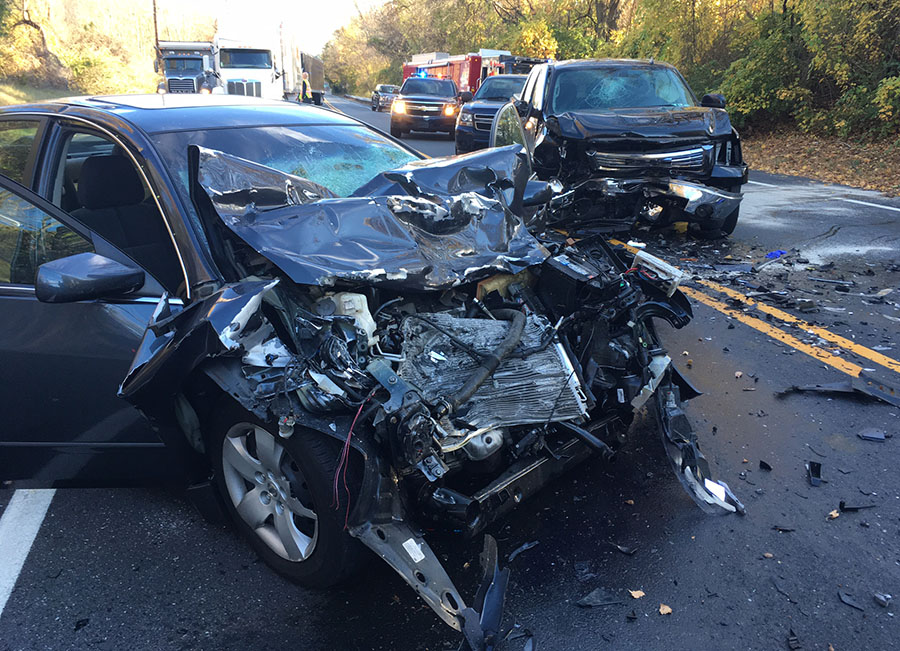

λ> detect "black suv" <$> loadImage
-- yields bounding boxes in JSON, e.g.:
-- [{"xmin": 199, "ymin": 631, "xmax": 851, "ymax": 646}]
[
  {"xmin": 389, "ymin": 77, "xmax": 471, "ymax": 138},
  {"xmin": 516, "ymin": 59, "xmax": 748, "ymax": 235}
]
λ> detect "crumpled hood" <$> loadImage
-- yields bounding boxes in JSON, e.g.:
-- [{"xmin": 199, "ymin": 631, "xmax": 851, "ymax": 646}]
[
  {"xmin": 194, "ymin": 145, "xmax": 547, "ymax": 290},
  {"xmin": 551, "ymin": 106, "xmax": 733, "ymax": 142}
]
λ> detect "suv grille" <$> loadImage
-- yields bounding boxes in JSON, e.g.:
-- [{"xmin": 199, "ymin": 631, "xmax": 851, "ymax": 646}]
[
  {"xmin": 406, "ymin": 102, "xmax": 444, "ymax": 116},
  {"xmin": 167, "ymin": 78, "xmax": 196, "ymax": 93},
  {"xmin": 227, "ymin": 80, "xmax": 262, "ymax": 97},
  {"xmin": 473, "ymin": 114, "xmax": 493, "ymax": 131},
  {"xmin": 587, "ymin": 145, "xmax": 713, "ymax": 173}
]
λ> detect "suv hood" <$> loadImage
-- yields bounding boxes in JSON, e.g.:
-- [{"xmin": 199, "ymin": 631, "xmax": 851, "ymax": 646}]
[
  {"xmin": 193, "ymin": 145, "xmax": 545, "ymax": 290},
  {"xmin": 552, "ymin": 106, "xmax": 733, "ymax": 142}
]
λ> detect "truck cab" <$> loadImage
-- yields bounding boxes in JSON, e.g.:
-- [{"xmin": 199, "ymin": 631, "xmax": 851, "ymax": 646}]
[
  {"xmin": 156, "ymin": 41, "xmax": 217, "ymax": 94},
  {"xmin": 215, "ymin": 39, "xmax": 282, "ymax": 100}
]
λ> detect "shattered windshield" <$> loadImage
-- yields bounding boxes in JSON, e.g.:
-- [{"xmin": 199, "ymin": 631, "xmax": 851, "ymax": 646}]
[
  {"xmin": 151, "ymin": 125, "xmax": 418, "ymax": 202},
  {"xmin": 474, "ymin": 76, "xmax": 526, "ymax": 101},
  {"xmin": 550, "ymin": 66, "xmax": 696, "ymax": 113}
]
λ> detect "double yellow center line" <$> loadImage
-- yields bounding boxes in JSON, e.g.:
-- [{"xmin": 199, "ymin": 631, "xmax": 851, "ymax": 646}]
[{"xmin": 609, "ymin": 239, "xmax": 900, "ymax": 380}]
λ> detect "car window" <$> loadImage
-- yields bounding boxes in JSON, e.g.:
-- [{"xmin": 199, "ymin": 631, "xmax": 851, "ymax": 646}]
[
  {"xmin": 0, "ymin": 183, "xmax": 93, "ymax": 285},
  {"xmin": 48, "ymin": 130, "xmax": 183, "ymax": 292},
  {"xmin": 550, "ymin": 66, "xmax": 696, "ymax": 113},
  {"xmin": 531, "ymin": 66, "xmax": 548, "ymax": 110},
  {"xmin": 219, "ymin": 49, "xmax": 272, "ymax": 69},
  {"xmin": 0, "ymin": 120, "xmax": 40, "ymax": 185},
  {"xmin": 474, "ymin": 77, "xmax": 526, "ymax": 101},
  {"xmin": 151, "ymin": 124, "xmax": 418, "ymax": 200},
  {"xmin": 400, "ymin": 78, "xmax": 457, "ymax": 97}
]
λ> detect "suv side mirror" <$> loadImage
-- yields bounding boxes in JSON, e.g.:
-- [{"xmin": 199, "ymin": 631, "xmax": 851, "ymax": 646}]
[
  {"xmin": 700, "ymin": 93, "xmax": 726, "ymax": 109},
  {"xmin": 513, "ymin": 98, "xmax": 530, "ymax": 116},
  {"xmin": 459, "ymin": 91, "xmax": 473, "ymax": 103},
  {"xmin": 35, "ymin": 252, "xmax": 144, "ymax": 303}
]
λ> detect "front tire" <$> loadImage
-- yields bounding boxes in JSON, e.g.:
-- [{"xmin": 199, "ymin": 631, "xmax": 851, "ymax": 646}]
[
  {"xmin": 211, "ymin": 400, "xmax": 367, "ymax": 587},
  {"xmin": 390, "ymin": 124, "xmax": 402, "ymax": 138}
]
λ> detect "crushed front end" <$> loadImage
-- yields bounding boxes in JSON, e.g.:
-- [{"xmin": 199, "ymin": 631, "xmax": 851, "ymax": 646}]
[{"xmin": 120, "ymin": 145, "xmax": 742, "ymax": 647}]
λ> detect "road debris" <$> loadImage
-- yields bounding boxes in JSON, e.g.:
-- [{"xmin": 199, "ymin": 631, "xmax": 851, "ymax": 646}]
[
  {"xmin": 806, "ymin": 461, "xmax": 825, "ymax": 486},
  {"xmin": 838, "ymin": 590, "xmax": 865, "ymax": 611},
  {"xmin": 759, "ymin": 460, "xmax": 773, "ymax": 471},
  {"xmin": 576, "ymin": 587, "xmax": 624, "ymax": 608},
  {"xmin": 735, "ymin": 371, "xmax": 744, "ymax": 378},
  {"xmin": 659, "ymin": 603, "xmax": 672, "ymax": 615},
  {"xmin": 765, "ymin": 250, "xmax": 787, "ymax": 259},
  {"xmin": 626, "ymin": 610, "xmax": 638, "ymax": 621},
  {"xmin": 838, "ymin": 500, "xmax": 877, "ymax": 512},
  {"xmin": 857, "ymin": 428, "xmax": 888, "ymax": 442},
  {"xmin": 874, "ymin": 592, "xmax": 892, "ymax": 608},
  {"xmin": 806, "ymin": 443, "xmax": 828, "ymax": 458},
  {"xmin": 778, "ymin": 375, "xmax": 900, "ymax": 409},
  {"xmin": 607, "ymin": 542, "xmax": 638, "ymax": 555},
  {"xmin": 507, "ymin": 541, "xmax": 539, "ymax": 563},
  {"xmin": 629, "ymin": 590, "xmax": 645, "ymax": 599},
  {"xmin": 772, "ymin": 525, "xmax": 796, "ymax": 532},
  {"xmin": 762, "ymin": 552, "xmax": 774, "ymax": 559},
  {"xmin": 787, "ymin": 628, "xmax": 802, "ymax": 650},
  {"xmin": 827, "ymin": 509, "xmax": 840, "ymax": 520}
]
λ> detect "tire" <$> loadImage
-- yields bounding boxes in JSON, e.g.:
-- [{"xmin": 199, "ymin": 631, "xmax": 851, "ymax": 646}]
[
  {"xmin": 390, "ymin": 125, "xmax": 402, "ymax": 138},
  {"xmin": 697, "ymin": 185, "xmax": 741, "ymax": 238},
  {"xmin": 210, "ymin": 400, "xmax": 368, "ymax": 587}
]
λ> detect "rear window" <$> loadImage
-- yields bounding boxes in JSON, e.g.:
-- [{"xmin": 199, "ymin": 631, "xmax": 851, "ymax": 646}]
[
  {"xmin": 550, "ymin": 66, "xmax": 696, "ymax": 113},
  {"xmin": 400, "ymin": 78, "xmax": 457, "ymax": 97}
]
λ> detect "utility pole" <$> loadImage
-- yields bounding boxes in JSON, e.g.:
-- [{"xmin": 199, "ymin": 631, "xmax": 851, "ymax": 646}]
[{"xmin": 153, "ymin": 0, "xmax": 160, "ymax": 55}]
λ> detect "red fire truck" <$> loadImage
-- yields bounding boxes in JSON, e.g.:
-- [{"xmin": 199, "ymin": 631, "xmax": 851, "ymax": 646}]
[{"xmin": 402, "ymin": 50, "xmax": 510, "ymax": 92}]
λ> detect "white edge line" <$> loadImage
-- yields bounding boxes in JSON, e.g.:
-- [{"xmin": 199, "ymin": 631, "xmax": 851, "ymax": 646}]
[
  {"xmin": 0, "ymin": 489, "xmax": 55, "ymax": 617},
  {"xmin": 747, "ymin": 180, "xmax": 779, "ymax": 188},
  {"xmin": 838, "ymin": 197, "xmax": 900, "ymax": 214}
]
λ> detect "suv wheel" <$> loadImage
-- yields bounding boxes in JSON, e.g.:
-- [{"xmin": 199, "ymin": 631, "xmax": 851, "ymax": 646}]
[
  {"xmin": 211, "ymin": 400, "xmax": 367, "ymax": 587},
  {"xmin": 390, "ymin": 125, "xmax": 402, "ymax": 138}
]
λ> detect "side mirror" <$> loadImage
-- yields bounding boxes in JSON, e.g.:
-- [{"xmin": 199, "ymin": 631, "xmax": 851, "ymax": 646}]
[
  {"xmin": 513, "ymin": 99, "xmax": 530, "ymax": 116},
  {"xmin": 35, "ymin": 252, "xmax": 144, "ymax": 304},
  {"xmin": 202, "ymin": 54, "xmax": 210, "ymax": 71},
  {"xmin": 459, "ymin": 91, "xmax": 473, "ymax": 103},
  {"xmin": 700, "ymin": 93, "xmax": 726, "ymax": 109}
]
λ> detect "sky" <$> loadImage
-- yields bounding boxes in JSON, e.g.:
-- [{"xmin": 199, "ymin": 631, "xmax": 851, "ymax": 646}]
[{"xmin": 170, "ymin": 0, "xmax": 386, "ymax": 55}]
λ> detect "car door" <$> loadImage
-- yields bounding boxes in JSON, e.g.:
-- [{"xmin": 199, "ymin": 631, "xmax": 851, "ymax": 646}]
[
  {"xmin": 523, "ymin": 64, "xmax": 548, "ymax": 147},
  {"xmin": 0, "ymin": 174, "xmax": 191, "ymax": 487}
]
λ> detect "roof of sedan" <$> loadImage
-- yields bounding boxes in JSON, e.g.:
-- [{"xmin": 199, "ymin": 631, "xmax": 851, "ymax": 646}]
[{"xmin": 5, "ymin": 94, "xmax": 359, "ymax": 134}]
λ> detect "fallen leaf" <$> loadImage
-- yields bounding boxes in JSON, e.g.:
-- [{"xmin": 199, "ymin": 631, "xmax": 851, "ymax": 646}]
[
  {"xmin": 735, "ymin": 371, "xmax": 743, "ymax": 378},
  {"xmin": 625, "ymin": 499, "xmax": 634, "ymax": 505},
  {"xmin": 828, "ymin": 509, "xmax": 840, "ymax": 520},
  {"xmin": 742, "ymin": 458, "xmax": 749, "ymax": 464},
  {"xmin": 629, "ymin": 590, "xmax": 645, "ymax": 599},
  {"xmin": 659, "ymin": 603, "xmax": 673, "ymax": 615}
]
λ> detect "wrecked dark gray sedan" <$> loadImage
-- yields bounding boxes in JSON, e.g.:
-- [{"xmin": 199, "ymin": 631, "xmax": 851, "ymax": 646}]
[{"xmin": 0, "ymin": 94, "xmax": 742, "ymax": 649}]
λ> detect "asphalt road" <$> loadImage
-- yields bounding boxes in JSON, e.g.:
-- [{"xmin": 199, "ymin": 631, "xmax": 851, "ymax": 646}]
[{"xmin": 1, "ymin": 94, "xmax": 899, "ymax": 651}]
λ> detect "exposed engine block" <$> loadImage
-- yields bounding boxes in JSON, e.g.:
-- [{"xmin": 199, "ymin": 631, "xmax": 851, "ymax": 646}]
[{"xmin": 397, "ymin": 313, "xmax": 589, "ymax": 429}]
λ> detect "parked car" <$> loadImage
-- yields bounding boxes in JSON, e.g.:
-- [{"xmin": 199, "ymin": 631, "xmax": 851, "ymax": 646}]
[
  {"xmin": 0, "ymin": 94, "xmax": 742, "ymax": 649},
  {"xmin": 371, "ymin": 84, "xmax": 400, "ymax": 111},
  {"xmin": 454, "ymin": 74, "xmax": 527, "ymax": 154},
  {"xmin": 389, "ymin": 76, "xmax": 471, "ymax": 138},
  {"xmin": 511, "ymin": 59, "xmax": 749, "ymax": 236}
]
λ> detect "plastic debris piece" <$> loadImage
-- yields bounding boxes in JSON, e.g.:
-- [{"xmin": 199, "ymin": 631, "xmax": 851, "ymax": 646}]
[
  {"xmin": 576, "ymin": 587, "xmax": 623, "ymax": 608},
  {"xmin": 874, "ymin": 592, "xmax": 892, "ymax": 608},
  {"xmin": 507, "ymin": 540, "xmax": 539, "ymax": 563},
  {"xmin": 759, "ymin": 460, "xmax": 773, "ymax": 471},
  {"xmin": 809, "ymin": 277, "xmax": 854, "ymax": 286},
  {"xmin": 659, "ymin": 603, "xmax": 672, "ymax": 615},
  {"xmin": 857, "ymin": 428, "xmax": 887, "ymax": 442},
  {"xmin": 806, "ymin": 461, "xmax": 824, "ymax": 487},
  {"xmin": 797, "ymin": 298, "xmax": 818, "ymax": 313},
  {"xmin": 608, "ymin": 542, "xmax": 637, "ymax": 555},
  {"xmin": 735, "ymin": 371, "xmax": 744, "ymax": 379},
  {"xmin": 787, "ymin": 628, "xmax": 802, "ymax": 650},
  {"xmin": 838, "ymin": 590, "xmax": 864, "ymax": 611},
  {"xmin": 627, "ymin": 240, "xmax": 647, "ymax": 249},
  {"xmin": 763, "ymin": 552, "xmax": 774, "ymax": 559},
  {"xmin": 629, "ymin": 590, "xmax": 645, "ymax": 599},
  {"xmin": 838, "ymin": 500, "xmax": 876, "ymax": 512},
  {"xmin": 765, "ymin": 250, "xmax": 787, "ymax": 259},
  {"xmin": 626, "ymin": 610, "xmax": 638, "ymax": 621},
  {"xmin": 778, "ymin": 375, "xmax": 900, "ymax": 409},
  {"xmin": 772, "ymin": 525, "xmax": 795, "ymax": 532},
  {"xmin": 827, "ymin": 509, "xmax": 840, "ymax": 520}
]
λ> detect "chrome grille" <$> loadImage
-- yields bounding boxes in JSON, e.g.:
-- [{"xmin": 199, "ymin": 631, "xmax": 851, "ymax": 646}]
[
  {"xmin": 226, "ymin": 80, "xmax": 262, "ymax": 97},
  {"xmin": 473, "ymin": 114, "xmax": 494, "ymax": 131},
  {"xmin": 167, "ymin": 78, "xmax": 196, "ymax": 93},
  {"xmin": 587, "ymin": 144, "xmax": 713, "ymax": 173},
  {"xmin": 406, "ymin": 102, "xmax": 443, "ymax": 116}
]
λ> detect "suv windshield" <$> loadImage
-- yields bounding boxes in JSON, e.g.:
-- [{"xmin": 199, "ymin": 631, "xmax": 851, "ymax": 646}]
[
  {"xmin": 219, "ymin": 49, "xmax": 272, "ymax": 69},
  {"xmin": 550, "ymin": 66, "xmax": 695, "ymax": 113},
  {"xmin": 377, "ymin": 85, "xmax": 399, "ymax": 93},
  {"xmin": 400, "ymin": 78, "xmax": 456, "ymax": 97},
  {"xmin": 474, "ymin": 76, "xmax": 526, "ymax": 101},
  {"xmin": 151, "ymin": 124, "xmax": 418, "ymax": 201}
]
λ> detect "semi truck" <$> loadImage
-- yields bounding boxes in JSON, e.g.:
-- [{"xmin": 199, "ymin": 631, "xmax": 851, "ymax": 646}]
[
  {"xmin": 155, "ymin": 41, "xmax": 218, "ymax": 93},
  {"xmin": 278, "ymin": 37, "xmax": 325, "ymax": 105}
]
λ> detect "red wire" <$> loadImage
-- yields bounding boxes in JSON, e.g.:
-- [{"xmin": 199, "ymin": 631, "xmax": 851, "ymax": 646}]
[{"xmin": 332, "ymin": 393, "xmax": 372, "ymax": 530}]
